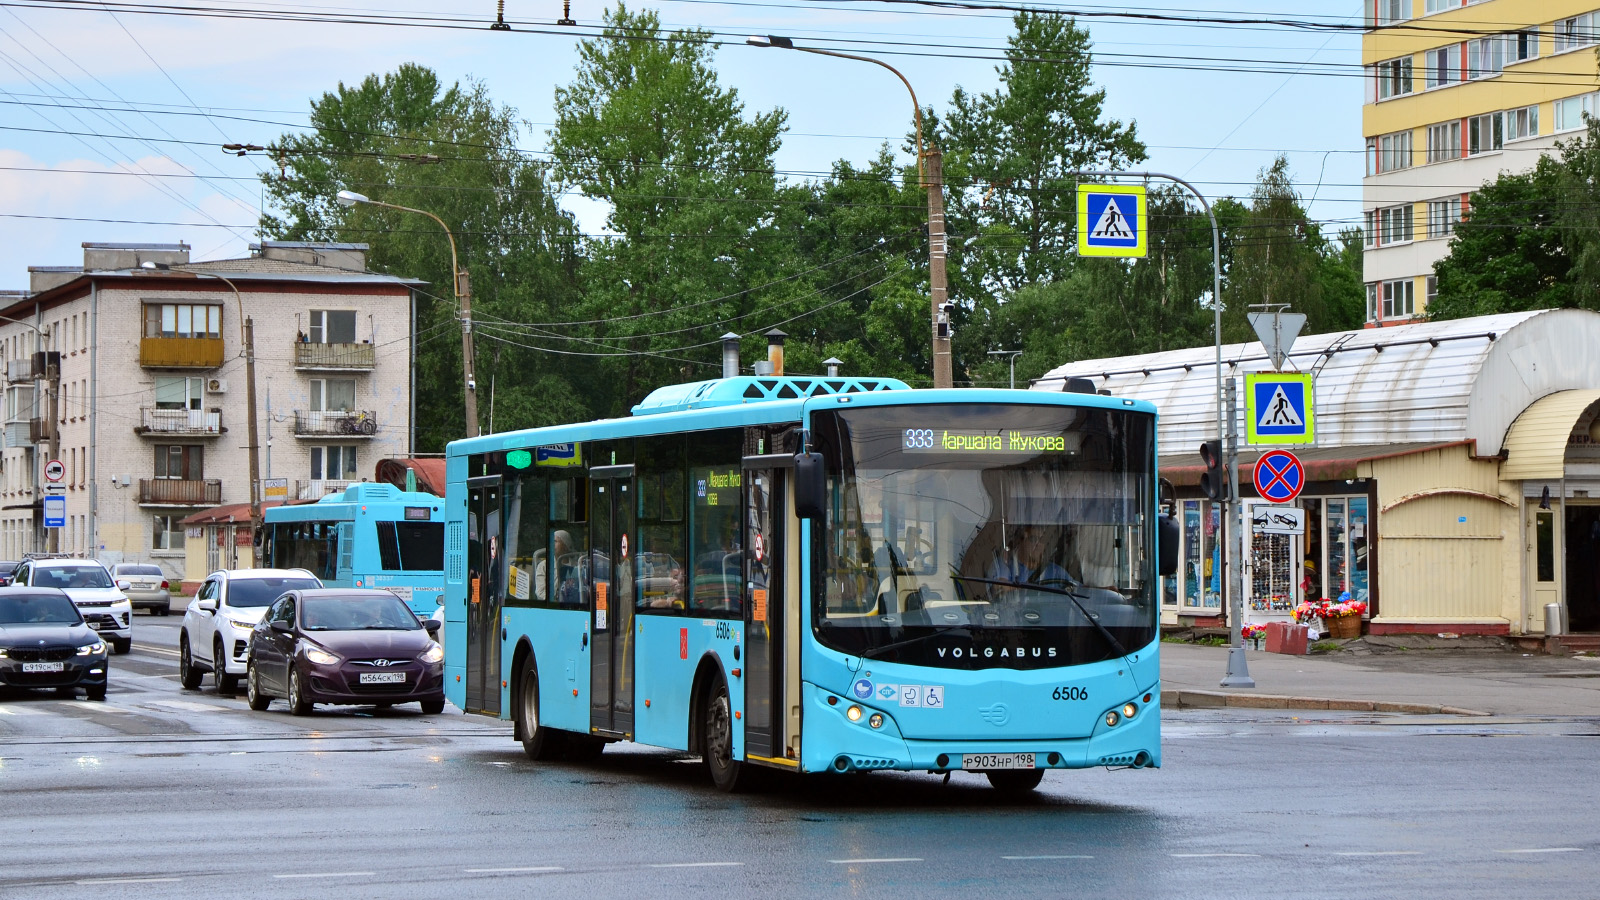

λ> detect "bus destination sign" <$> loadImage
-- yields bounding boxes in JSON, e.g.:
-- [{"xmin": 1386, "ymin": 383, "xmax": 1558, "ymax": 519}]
[{"xmin": 902, "ymin": 428, "xmax": 1068, "ymax": 454}]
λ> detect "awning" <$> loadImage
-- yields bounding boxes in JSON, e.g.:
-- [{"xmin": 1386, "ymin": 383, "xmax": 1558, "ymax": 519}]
[
  {"xmin": 1499, "ymin": 389, "xmax": 1600, "ymax": 481},
  {"xmin": 180, "ymin": 500, "xmax": 286, "ymax": 526},
  {"xmin": 374, "ymin": 458, "xmax": 445, "ymax": 496},
  {"xmin": 1159, "ymin": 442, "xmax": 1463, "ymax": 488}
]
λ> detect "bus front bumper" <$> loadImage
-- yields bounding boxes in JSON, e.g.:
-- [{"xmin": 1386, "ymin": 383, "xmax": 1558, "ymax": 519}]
[{"xmin": 795, "ymin": 681, "xmax": 1160, "ymax": 775}]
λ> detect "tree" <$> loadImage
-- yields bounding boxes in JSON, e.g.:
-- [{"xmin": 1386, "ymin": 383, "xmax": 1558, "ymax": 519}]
[
  {"xmin": 260, "ymin": 63, "xmax": 583, "ymax": 448},
  {"xmin": 1428, "ymin": 155, "xmax": 1571, "ymax": 319}
]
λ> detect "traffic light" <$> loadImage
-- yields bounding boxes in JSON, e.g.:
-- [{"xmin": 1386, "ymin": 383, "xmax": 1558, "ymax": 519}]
[{"xmin": 1199, "ymin": 439, "xmax": 1226, "ymax": 501}]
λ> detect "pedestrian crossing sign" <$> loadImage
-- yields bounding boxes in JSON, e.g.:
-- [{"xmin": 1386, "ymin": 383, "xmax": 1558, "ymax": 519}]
[
  {"xmin": 1076, "ymin": 184, "xmax": 1147, "ymax": 258},
  {"xmin": 1245, "ymin": 372, "xmax": 1315, "ymax": 445}
]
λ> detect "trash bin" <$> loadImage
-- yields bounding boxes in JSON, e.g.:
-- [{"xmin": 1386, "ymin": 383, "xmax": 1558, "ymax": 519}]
[{"xmin": 1545, "ymin": 602, "xmax": 1564, "ymax": 637}]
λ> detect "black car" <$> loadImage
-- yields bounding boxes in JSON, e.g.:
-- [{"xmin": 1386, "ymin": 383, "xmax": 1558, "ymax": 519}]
[
  {"xmin": 0, "ymin": 588, "xmax": 109, "ymax": 700},
  {"xmin": 246, "ymin": 589, "xmax": 444, "ymax": 715},
  {"xmin": 0, "ymin": 561, "xmax": 22, "ymax": 587}
]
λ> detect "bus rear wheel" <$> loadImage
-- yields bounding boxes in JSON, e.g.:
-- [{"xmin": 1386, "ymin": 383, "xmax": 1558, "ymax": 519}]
[
  {"xmin": 986, "ymin": 769, "xmax": 1045, "ymax": 793},
  {"xmin": 516, "ymin": 664, "xmax": 566, "ymax": 761},
  {"xmin": 701, "ymin": 677, "xmax": 745, "ymax": 792}
]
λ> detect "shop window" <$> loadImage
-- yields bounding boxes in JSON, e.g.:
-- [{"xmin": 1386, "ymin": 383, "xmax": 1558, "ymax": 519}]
[{"xmin": 1181, "ymin": 500, "xmax": 1221, "ymax": 611}]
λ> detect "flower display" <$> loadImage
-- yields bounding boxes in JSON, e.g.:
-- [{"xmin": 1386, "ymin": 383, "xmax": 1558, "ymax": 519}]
[
  {"xmin": 1241, "ymin": 623, "xmax": 1267, "ymax": 639},
  {"xmin": 1292, "ymin": 598, "xmax": 1369, "ymax": 623}
]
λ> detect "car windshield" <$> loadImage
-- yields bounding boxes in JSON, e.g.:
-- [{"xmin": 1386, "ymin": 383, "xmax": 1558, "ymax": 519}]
[
  {"xmin": 811, "ymin": 403, "xmax": 1156, "ymax": 669},
  {"xmin": 301, "ymin": 594, "xmax": 421, "ymax": 631},
  {"xmin": 116, "ymin": 565, "xmax": 163, "ymax": 577},
  {"xmin": 35, "ymin": 566, "xmax": 113, "ymax": 590},
  {"xmin": 0, "ymin": 592, "xmax": 82, "ymax": 624},
  {"xmin": 228, "ymin": 577, "xmax": 322, "ymax": 608}
]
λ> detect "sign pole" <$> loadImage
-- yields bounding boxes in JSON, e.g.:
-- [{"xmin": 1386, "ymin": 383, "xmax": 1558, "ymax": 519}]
[{"xmin": 1222, "ymin": 377, "xmax": 1254, "ymax": 686}]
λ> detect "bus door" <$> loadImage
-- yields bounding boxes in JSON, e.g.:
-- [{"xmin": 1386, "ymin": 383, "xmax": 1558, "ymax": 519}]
[
  {"xmin": 589, "ymin": 465, "xmax": 636, "ymax": 737},
  {"xmin": 742, "ymin": 461, "xmax": 785, "ymax": 760},
  {"xmin": 466, "ymin": 476, "xmax": 503, "ymax": 716}
]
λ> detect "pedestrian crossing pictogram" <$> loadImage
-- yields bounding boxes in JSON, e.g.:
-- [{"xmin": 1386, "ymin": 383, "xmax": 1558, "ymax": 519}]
[
  {"xmin": 1076, "ymin": 184, "xmax": 1147, "ymax": 258},
  {"xmin": 1089, "ymin": 196, "xmax": 1134, "ymax": 241},
  {"xmin": 1258, "ymin": 385, "xmax": 1304, "ymax": 429},
  {"xmin": 1245, "ymin": 372, "xmax": 1315, "ymax": 445}
]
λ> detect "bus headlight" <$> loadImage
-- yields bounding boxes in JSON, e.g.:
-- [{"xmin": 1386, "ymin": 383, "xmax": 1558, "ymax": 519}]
[
  {"xmin": 869, "ymin": 713, "xmax": 883, "ymax": 729},
  {"xmin": 1105, "ymin": 711, "xmax": 1120, "ymax": 727},
  {"xmin": 846, "ymin": 705, "xmax": 863, "ymax": 722},
  {"xmin": 1122, "ymin": 702, "xmax": 1138, "ymax": 719}
]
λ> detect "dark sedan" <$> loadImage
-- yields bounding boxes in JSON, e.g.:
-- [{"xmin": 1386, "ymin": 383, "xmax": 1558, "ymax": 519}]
[
  {"xmin": 0, "ymin": 588, "xmax": 108, "ymax": 700},
  {"xmin": 246, "ymin": 589, "xmax": 445, "ymax": 715}
]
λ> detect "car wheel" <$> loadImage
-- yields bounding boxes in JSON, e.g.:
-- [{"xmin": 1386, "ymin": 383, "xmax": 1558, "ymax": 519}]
[
  {"xmin": 86, "ymin": 684, "xmax": 106, "ymax": 701},
  {"xmin": 245, "ymin": 662, "xmax": 271, "ymax": 711},
  {"xmin": 213, "ymin": 641, "xmax": 238, "ymax": 695},
  {"xmin": 986, "ymin": 769, "xmax": 1046, "ymax": 793},
  {"xmin": 287, "ymin": 667, "xmax": 312, "ymax": 716},
  {"xmin": 515, "ymin": 664, "xmax": 565, "ymax": 760},
  {"xmin": 419, "ymin": 699, "xmax": 445, "ymax": 715},
  {"xmin": 159, "ymin": 605, "xmax": 171, "ymax": 617},
  {"xmin": 701, "ymin": 677, "xmax": 745, "ymax": 792},
  {"xmin": 112, "ymin": 637, "xmax": 131, "ymax": 655},
  {"xmin": 178, "ymin": 635, "xmax": 203, "ymax": 690}
]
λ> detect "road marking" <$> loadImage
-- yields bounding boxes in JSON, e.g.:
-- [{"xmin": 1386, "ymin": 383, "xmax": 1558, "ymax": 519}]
[
  {"xmin": 76, "ymin": 877, "xmax": 183, "ymax": 885},
  {"xmin": 1333, "ymin": 851, "xmax": 1424, "ymax": 857},
  {"xmin": 829, "ymin": 858, "xmax": 922, "ymax": 864},
  {"xmin": 647, "ymin": 862, "xmax": 744, "ymax": 868},
  {"xmin": 1002, "ymin": 855, "xmax": 1094, "ymax": 860},
  {"xmin": 1496, "ymin": 848, "xmax": 1582, "ymax": 854},
  {"xmin": 1170, "ymin": 853, "xmax": 1259, "ymax": 858},
  {"xmin": 142, "ymin": 700, "xmax": 222, "ymax": 713},
  {"xmin": 273, "ymin": 871, "xmax": 376, "ymax": 879},
  {"xmin": 464, "ymin": 867, "xmax": 564, "ymax": 873}
]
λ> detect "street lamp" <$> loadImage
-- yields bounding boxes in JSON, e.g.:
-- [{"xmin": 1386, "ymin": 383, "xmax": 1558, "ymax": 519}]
[
  {"xmin": 987, "ymin": 349, "xmax": 1022, "ymax": 390},
  {"xmin": 746, "ymin": 35, "xmax": 953, "ymax": 390},
  {"xmin": 336, "ymin": 189, "xmax": 479, "ymax": 437}
]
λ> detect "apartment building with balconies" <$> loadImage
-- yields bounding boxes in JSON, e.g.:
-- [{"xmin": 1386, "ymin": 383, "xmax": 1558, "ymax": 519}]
[
  {"xmin": 1362, "ymin": 0, "xmax": 1599, "ymax": 322},
  {"xmin": 0, "ymin": 240, "xmax": 421, "ymax": 581}
]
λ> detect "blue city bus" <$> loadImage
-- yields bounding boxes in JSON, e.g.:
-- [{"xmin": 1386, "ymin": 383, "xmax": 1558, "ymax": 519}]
[
  {"xmin": 261, "ymin": 482, "xmax": 447, "ymax": 618},
  {"xmin": 442, "ymin": 373, "xmax": 1173, "ymax": 792}
]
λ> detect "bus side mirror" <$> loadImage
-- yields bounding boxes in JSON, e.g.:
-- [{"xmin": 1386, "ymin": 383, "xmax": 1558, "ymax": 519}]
[
  {"xmin": 1158, "ymin": 513, "xmax": 1180, "ymax": 577},
  {"xmin": 793, "ymin": 453, "xmax": 825, "ymax": 520}
]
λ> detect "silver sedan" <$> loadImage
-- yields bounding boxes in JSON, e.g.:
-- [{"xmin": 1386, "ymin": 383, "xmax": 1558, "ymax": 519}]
[{"xmin": 111, "ymin": 564, "xmax": 173, "ymax": 616}]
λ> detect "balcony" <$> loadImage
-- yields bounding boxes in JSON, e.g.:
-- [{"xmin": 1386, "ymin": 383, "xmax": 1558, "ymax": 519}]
[
  {"xmin": 2, "ymin": 420, "xmax": 35, "ymax": 450},
  {"xmin": 139, "ymin": 478, "xmax": 221, "ymax": 506},
  {"xmin": 140, "ymin": 336, "xmax": 224, "ymax": 369},
  {"xmin": 138, "ymin": 407, "xmax": 224, "ymax": 437},
  {"xmin": 296, "ymin": 479, "xmax": 353, "ymax": 500},
  {"xmin": 293, "ymin": 410, "xmax": 378, "ymax": 438},
  {"xmin": 294, "ymin": 342, "xmax": 375, "ymax": 371}
]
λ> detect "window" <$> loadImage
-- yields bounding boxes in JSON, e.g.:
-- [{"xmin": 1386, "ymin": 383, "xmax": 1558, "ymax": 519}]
[
  {"xmin": 1426, "ymin": 275, "xmax": 1439, "ymax": 310},
  {"xmin": 143, "ymin": 303, "xmax": 220, "ymax": 339},
  {"xmin": 154, "ymin": 445, "xmax": 203, "ymax": 480},
  {"xmin": 1371, "ymin": 204, "xmax": 1413, "ymax": 245},
  {"xmin": 689, "ymin": 429, "xmax": 744, "ymax": 615},
  {"xmin": 268, "ymin": 522, "xmax": 338, "ymax": 581},
  {"xmin": 1376, "ymin": 0, "xmax": 1407, "ymax": 25},
  {"xmin": 1427, "ymin": 198, "xmax": 1462, "ymax": 237},
  {"xmin": 1426, "ymin": 120, "xmax": 1461, "ymax": 162},
  {"xmin": 309, "ymin": 378, "xmax": 356, "ymax": 412},
  {"xmin": 1367, "ymin": 130, "xmax": 1413, "ymax": 174},
  {"xmin": 1372, "ymin": 56, "xmax": 1413, "ymax": 100},
  {"xmin": 153, "ymin": 376, "xmax": 203, "ymax": 411},
  {"xmin": 1508, "ymin": 28, "xmax": 1539, "ymax": 63},
  {"xmin": 636, "ymin": 436, "xmax": 687, "ymax": 612},
  {"xmin": 1467, "ymin": 112, "xmax": 1503, "ymax": 155},
  {"xmin": 309, "ymin": 446, "xmax": 357, "ymax": 481},
  {"xmin": 308, "ymin": 310, "xmax": 357, "ymax": 344},
  {"xmin": 1467, "ymin": 36, "xmax": 1503, "ymax": 78},
  {"xmin": 1426, "ymin": 45, "xmax": 1460, "ymax": 88},
  {"xmin": 1376, "ymin": 279, "xmax": 1415, "ymax": 319},
  {"xmin": 547, "ymin": 471, "xmax": 589, "ymax": 606},
  {"xmin": 152, "ymin": 514, "xmax": 185, "ymax": 551},
  {"xmin": 1556, "ymin": 13, "xmax": 1596, "ymax": 54},
  {"xmin": 1506, "ymin": 104, "xmax": 1539, "ymax": 141},
  {"xmin": 1424, "ymin": 0, "xmax": 1457, "ymax": 13},
  {"xmin": 375, "ymin": 521, "xmax": 446, "ymax": 572},
  {"xmin": 1555, "ymin": 92, "xmax": 1599, "ymax": 132},
  {"xmin": 4, "ymin": 384, "xmax": 32, "ymax": 423}
]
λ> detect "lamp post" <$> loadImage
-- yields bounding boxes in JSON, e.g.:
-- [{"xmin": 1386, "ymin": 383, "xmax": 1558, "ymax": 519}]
[
  {"xmin": 746, "ymin": 35, "xmax": 952, "ymax": 389},
  {"xmin": 987, "ymin": 349, "xmax": 1022, "ymax": 390},
  {"xmin": 144, "ymin": 262, "xmax": 262, "ymax": 547},
  {"xmin": 336, "ymin": 190, "xmax": 479, "ymax": 437}
]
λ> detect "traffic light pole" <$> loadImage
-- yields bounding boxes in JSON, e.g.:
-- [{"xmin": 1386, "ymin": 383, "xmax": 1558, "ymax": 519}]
[{"xmin": 1221, "ymin": 377, "xmax": 1253, "ymax": 687}]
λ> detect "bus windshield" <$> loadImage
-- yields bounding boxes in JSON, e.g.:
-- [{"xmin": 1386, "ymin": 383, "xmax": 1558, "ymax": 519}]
[{"xmin": 812, "ymin": 403, "xmax": 1156, "ymax": 669}]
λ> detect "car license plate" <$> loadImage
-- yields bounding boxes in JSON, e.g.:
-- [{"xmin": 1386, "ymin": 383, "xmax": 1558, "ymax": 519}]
[
  {"xmin": 359, "ymin": 672, "xmax": 406, "ymax": 685},
  {"xmin": 962, "ymin": 752, "xmax": 1035, "ymax": 770},
  {"xmin": 22, "ymin": 662, "xmax": 65, "ymax": 673}
]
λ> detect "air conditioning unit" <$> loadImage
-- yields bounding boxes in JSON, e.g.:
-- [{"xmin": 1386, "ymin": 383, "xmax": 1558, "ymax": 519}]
[{"xmin": 207, "ymin": 378, "xmax": 228, "ymax": 394}]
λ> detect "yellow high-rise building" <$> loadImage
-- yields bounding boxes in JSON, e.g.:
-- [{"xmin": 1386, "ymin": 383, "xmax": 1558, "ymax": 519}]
[{"xmin": 1362, "ymin": 0, "xmax": 1599, "ymax": 322}]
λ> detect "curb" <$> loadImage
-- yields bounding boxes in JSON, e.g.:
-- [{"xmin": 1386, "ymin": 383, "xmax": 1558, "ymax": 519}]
[{"xmin": 1161, "ymin": 689, "xmax": 1491, "ymax": 717}]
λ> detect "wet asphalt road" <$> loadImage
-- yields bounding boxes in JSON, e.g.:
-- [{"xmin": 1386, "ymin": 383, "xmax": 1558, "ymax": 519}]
[{"xmin": 1, "ymin": 616, "xmax": 1597, "ymax": 899}]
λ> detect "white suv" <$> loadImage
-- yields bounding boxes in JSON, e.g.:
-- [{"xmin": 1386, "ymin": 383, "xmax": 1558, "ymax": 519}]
[
  {"xmin": 180, "ymin": 569, "xmax": 322, "ymax": 693},
  {"xmin": 13, "ymin": 558, "xmax": 133, "ymax": 654}
]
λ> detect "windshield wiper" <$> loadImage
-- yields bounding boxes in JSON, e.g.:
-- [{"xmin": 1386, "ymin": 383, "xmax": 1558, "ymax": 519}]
[
  {"xmin": 948, "ymin": 575, "xmax": 1130, "ymax": 661},
  {"xmin": 858, "ymin": 625, "xmax": 971, "ymax": 660}
]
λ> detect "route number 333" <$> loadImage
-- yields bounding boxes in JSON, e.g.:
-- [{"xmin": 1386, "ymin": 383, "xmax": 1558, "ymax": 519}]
[{"xmin": 1051, "ymin": 686, "xmax": 1088, "ymax": 701}]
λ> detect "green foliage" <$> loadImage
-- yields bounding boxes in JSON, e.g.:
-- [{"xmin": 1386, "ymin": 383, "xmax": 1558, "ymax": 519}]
[{"xmin": 1429, "ymin": 155, "xmax": 1571, "ymax": 319}]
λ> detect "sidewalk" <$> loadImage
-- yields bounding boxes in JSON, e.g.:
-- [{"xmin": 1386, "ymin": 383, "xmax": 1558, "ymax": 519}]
[{"xmin": 1159, "ymin": 640, "xmax": 1600, "ymax": 716}]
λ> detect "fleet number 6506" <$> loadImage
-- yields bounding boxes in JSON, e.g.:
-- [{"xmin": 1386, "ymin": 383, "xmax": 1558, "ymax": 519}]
[{"xmin": 1051, "ymin": 686, "xmax": 1088, "ymax": 701}]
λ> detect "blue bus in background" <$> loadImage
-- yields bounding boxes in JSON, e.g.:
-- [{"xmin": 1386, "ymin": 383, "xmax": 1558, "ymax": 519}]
[
  {"xmin": 261, "ymin": 482, "xmax": 447, "ymax": 618},
  {"xmin": 442, "ymin": 370, "xmax": 1173, "ymax": 792}
]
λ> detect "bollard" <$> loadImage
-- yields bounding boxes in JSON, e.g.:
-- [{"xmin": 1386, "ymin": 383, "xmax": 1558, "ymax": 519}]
[{"xmin": 1545, "ymin": 602, "xmax": 1564, "ymax": 637}]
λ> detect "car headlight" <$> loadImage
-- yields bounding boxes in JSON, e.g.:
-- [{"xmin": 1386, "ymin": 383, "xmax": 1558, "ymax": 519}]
[
  {"xmin": 0, "ymin": 647, "xmax": 8, "ymax": 658},
  {"xmin": 77, "ymin": 641, "xmax": 106, "ymax": 656},
  {"xmin": 419, "ymin": 643, "xmax": 444, "ymax": 664},
  {"xmin": 303, "ymin": 646, "xmax": 340, "ymax": 666},
  {"xmin": 228, "ymin": 619, "xmax": 257, "ymax": 632}
]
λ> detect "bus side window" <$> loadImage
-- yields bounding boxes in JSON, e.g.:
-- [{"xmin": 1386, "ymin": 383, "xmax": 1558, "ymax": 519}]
[
  {"xmin": 637, "ymin": 434, "xmax": 686, "ymax": 612},
  {"xmin": 687, "ymin": 427, "xmax": 744, "ymax": 615},
  {"xmin": 549, "ymin": 474, "xmax": 588, "ymax": 606},
  {"xmin": 376, "ymin": 522, "xmax": 401, "ymax": 571}
]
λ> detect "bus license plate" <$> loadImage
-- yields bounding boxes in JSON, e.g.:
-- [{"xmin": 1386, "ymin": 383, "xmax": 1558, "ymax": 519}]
[
  {"xmin": 22, "ymin": 662, "xmax": 65, "ymax": 673},
  {"xmin": 359, "ymin": 673, "xmax": 406, "ymax": 685},
  {"xmin": 962, "ymin": 753, "xmax": 1034, "ymax": 770}
]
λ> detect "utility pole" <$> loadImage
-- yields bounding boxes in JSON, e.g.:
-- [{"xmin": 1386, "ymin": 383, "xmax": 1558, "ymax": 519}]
[
  {"xmin": 1222, "ymin": 376, "xmax": 1253, "ymax": 686},
  {"xmin": 458, "ymin": 267, "xmax": 479, "ymax": 437},
  {"xmin": 43, "ymin": 333, "xmax": 59, "ymax": 553},
  {"xmin": 928, "ymin": 146, "xmax": 953, "ymax": 388},
  {"xmin": 244, "ymin": 316, "xmax": 261, "ymax": 548}
]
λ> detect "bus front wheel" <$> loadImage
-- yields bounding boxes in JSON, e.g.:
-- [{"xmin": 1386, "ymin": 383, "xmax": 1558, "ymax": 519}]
[
  {"xmin": 701, "ymin": 677, "xmax": 745, "ymax": 792},
  {"xmin": 517, "ymin": 664, "xmax": 565, "ymax": 761}
]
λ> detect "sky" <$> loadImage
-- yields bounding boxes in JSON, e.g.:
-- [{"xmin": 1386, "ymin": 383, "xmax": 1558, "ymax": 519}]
[{"xmin": 0, "ymin": 0, "xmax": 1366, "ymax": 287}]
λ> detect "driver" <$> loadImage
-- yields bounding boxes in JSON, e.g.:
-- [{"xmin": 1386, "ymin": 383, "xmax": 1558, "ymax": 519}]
[{"xmin": 990, "ymin": 524, "xmax": 1075, "ymax": 588}]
